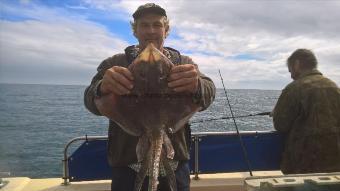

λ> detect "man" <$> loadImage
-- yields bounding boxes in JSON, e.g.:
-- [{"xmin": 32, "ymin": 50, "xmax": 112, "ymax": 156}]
[
  {"xmin": 84, "ymin": 3, "xmax": 216, "ymax": 191},
  {"xmin": 272, "ymin": 49, "xmax": 340, "ymax": 174}
]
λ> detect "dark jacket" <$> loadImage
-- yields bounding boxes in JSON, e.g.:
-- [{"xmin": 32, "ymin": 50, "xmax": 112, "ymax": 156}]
[
  {"xmin": 273, "ymin": 69, "xmax": 340, "ymax": 174},
  {"xmin": 84, "ymin": 46, "xmax": 216, "ymax": 166}
]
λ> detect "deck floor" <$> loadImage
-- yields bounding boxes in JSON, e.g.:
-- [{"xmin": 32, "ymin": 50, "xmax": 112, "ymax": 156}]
[{"xmin": 1, "ymin": 171, "xmax": 283, "ymax": 191}]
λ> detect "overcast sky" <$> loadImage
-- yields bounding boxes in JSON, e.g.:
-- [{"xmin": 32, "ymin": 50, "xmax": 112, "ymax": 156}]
[{"xmin": 0, "ymin": 0, "xmax": 339, "ymax": 89}]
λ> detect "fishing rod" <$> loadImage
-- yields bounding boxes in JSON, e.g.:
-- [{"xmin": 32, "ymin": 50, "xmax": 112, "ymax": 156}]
[
  {"xmin": 218, "ymin": 70, "xmax": 253, "ymax": 176},
  {"xmin": 191, "ymin": 111, "xmax": 270, "ymax": 124}
]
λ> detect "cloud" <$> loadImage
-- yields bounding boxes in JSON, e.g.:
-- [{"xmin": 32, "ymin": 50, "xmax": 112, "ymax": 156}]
[
  {"xmin": 169, "ymin": 0, "xmax": 340, "ymax": 37},
  {"xmin": 90, "ymin": 0, "xmax": 339, "ymax": 89},
  {"xmin": 0, "ymin": 2, "xmax": 129, "ymax": 85},
  {"xmin": 0, "ymin": 0, "xmax": 339, "ymax": 88},
  {"xmin": 165, "ymin": 0, "xmax": 340, "ymax": 88}
]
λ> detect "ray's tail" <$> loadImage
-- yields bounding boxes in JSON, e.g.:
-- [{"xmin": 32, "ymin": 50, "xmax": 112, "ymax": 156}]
[
  {"xmin": 134, "ymin": 129, "xmax": 176, "ymax": 191},
  {"xmin": 148, "ymin": 132, "xmax": 164, "ymax": 191}
]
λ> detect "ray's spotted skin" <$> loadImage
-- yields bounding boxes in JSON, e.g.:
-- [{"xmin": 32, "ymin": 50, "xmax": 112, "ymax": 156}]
[{"xmin": 95, "ymin": 43, "xmax": 200, "ymax": 191}]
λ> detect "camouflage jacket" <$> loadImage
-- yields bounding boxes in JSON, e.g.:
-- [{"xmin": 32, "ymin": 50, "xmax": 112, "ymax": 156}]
[
  {"xmin": 84, "ymin": 46, "xmax": 216, "ymax": 167},
  {"xmin": 273, "ymin": 69, "xmax": 340, "ymax": 174}
]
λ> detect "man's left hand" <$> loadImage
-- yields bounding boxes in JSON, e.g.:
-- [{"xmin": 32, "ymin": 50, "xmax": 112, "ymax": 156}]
[{"xmin": 168, "ymin": 64, "xmax": 199, "ymax": 93}]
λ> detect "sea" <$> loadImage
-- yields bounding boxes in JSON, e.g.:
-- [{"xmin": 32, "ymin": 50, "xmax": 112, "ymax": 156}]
[{"xmin": 0, "ymin": 83, "xmax": 280, "ymax": 178}]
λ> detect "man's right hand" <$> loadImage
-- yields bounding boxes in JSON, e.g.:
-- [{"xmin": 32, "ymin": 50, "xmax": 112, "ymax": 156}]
[{"xmin": 100, "ymin": 66, "xmax": 134, "ymax": 95}]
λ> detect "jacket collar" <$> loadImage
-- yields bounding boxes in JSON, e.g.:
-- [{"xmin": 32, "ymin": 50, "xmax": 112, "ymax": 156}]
[{"xmin": 296, "ymin": 69, "xmax": 322, "ymax": 80}]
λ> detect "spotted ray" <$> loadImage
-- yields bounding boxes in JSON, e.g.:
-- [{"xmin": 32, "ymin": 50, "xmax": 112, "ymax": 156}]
[{"xmin": 95, "ymin": 43, "xmax": 200, "ymax": 191}]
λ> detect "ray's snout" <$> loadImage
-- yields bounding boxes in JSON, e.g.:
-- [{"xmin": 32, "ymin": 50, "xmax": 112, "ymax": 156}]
[{"xmin": 134, "ymin": 43, "xmax": 162, "ymax": 64}]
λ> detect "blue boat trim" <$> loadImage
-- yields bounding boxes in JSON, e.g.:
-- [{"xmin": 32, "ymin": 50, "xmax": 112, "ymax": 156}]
[{"xmin": 64, "ymin": 131, "xmax": 284, "ymax": 183}]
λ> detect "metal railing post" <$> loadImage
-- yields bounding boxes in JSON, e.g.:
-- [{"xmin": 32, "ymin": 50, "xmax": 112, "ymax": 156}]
[
  {"xmin": 62, "ymin": 157, "xmax": 69, "ymax": 185},
  {"xmin": 193, "ymin": 135, "xmax": 200, "ymax": 180}
]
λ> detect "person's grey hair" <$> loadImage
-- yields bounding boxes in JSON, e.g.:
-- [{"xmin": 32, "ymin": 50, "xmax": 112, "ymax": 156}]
[
  {"xmin": 287, "ymin": 49, "xmax": 318, "ymax": 69},
  {"xmin": 130, "ymin": 16, "xmax": 170, "ymax": 38}
]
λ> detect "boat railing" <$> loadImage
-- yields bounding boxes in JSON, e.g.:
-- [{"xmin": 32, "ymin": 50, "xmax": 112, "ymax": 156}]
[
  {"xmin": 62, "ymin": 130, "xmax": 284, "ymax": 185},
  {"xmin": 62, "ymin": 135, "xmax": 108, "ymax": 185}
]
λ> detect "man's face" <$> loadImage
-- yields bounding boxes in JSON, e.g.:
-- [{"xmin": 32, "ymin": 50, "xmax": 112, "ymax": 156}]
[{"xmin": 134, "ymin": 13, "xmax": 168, "ymax": 50}]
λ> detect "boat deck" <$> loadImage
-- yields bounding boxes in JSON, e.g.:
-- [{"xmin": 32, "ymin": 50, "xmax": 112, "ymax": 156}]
[
  {"xmin": 3, "ymin": 171, "xmax": 340, "ymax": 191},
  {"xmin": 1, "ymin": 171, "xmax": 283, "ymax": 191}
]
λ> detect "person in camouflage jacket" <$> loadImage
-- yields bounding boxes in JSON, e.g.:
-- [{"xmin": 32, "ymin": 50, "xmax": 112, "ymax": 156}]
[{"xmin": 273, "ymin": 49, "xmax": 340, "ymax": 174}]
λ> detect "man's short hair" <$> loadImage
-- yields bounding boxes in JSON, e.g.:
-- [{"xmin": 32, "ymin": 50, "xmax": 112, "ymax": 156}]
[{"xmin": 287, "ymin": 49, "xmax": 318, "ymax": 69}]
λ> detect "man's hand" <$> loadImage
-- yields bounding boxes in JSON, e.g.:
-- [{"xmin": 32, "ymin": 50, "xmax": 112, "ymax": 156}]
[
  {"xmin": 168, "ymin": 64, "xmax": 199, "ymax": 93},
  {"xmin": 100, "ymin": 66, "xmax": 134, "ymax": 95}
]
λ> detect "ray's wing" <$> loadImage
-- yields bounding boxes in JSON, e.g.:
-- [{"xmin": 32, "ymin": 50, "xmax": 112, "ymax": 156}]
[
  {"xmin": 95, "ymin": 93, "xmax": 143, "ymax": 136},
  {"xmin": 163, "ymin": 95, "xmax": 201, "ymax": 133}
]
